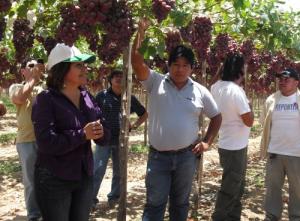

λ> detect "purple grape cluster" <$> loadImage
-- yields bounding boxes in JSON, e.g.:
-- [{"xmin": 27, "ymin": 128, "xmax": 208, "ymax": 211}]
[
  {"xmin": 152, "ymin": 0, "xmax": 175, "ymax": 23},
  {"xmin": 78, "ymin": 0, "xmax": 112, "ymax": 26},
  {"xmin": 56, "ymin": 4, "xmax": 81, "ymax": 46},
  {"xmin": 240, "ymin": 39, "xmax": 254, "ymax": 63},
  {"xmin": 0, "ymin": 17, "xmax": 6, "ymax": 41},
  {"xmin": 165, "ymin": 30, "xmax": 182, "ymax": 53},
  {"xmin": 215, "ymin": 33, "xmax": 238, "ymax": 61},
  {"xmin": 98, "ymin": 1, "xmax": 134, "ymax": 64},
  {"xmin": 0, "ymin": 48, "xmax": 10, "ymax": 74},
  {"xmin": 12, "ymin": 19, "xmax": 34, "ymax": 62},
  {"xmin": 0, "ymin": 0, "xmax": 11, "ymax": 13},
  {"xmin": 190, "ymin": 17, "xmax": 213, "ymax": 61}
]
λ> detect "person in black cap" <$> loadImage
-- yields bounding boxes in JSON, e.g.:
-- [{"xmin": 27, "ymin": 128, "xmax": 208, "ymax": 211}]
[{"xmin": 260, "ymin": 68, "xmax": 300, "ymax": 221}]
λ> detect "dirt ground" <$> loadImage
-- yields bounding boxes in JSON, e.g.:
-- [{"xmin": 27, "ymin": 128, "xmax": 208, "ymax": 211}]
[{"xmin": 0, "ymin": 113, "xmax": 291, "ymax": 221}]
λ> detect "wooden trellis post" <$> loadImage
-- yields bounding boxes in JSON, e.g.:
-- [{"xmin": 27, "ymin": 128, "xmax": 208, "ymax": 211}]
[{"xmin": 117, "ymin": 45, "xmax": 132, "ymax": 221}]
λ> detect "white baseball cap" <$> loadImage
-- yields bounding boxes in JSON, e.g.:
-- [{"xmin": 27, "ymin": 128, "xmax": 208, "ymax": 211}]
[{"xmin": 47, "ymin": 43, "xmax": 96, "ymax": 70}]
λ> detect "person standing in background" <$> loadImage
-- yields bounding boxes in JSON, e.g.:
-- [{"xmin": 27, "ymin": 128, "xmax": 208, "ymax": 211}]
[
  {"xmin": 92, "ymin": 69, "xmax": 148, "ymax": 208},
  {"xmin": 260, "ymin": 68, "xmax": 300, "ymax": 221},
  {"xmin": 211, "ymin": 54, "xmax": 254, "ymax": 221},
  {"xmin": 0, "ymin": 100, "xmax": 7, "ymax": 117},
  {"xmin": 9, "ymin": 58, "xmax": 44, "ymax": 221}
]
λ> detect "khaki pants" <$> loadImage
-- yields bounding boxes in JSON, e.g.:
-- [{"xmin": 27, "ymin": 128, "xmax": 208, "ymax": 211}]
[{"xmin": 265, "ymin": 154, "xmax": 300, "ymax": 221}]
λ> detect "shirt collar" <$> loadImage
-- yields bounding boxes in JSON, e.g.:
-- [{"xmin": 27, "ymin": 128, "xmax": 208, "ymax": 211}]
[
  {"xmin": 165, "ymin": 73, "xmax": 193, "ymax": 89},
  {"xmin": 107, "ymin": 87, "xmax": 121, "ymax": 98}
]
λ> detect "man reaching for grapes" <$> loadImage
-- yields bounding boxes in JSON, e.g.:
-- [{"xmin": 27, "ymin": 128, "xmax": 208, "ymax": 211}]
[
  {"xmin": 260, "ymin": 68, "xmax": 300, "ymax": 221},
  {"xmin": 8, "ymin": 59, "xmax": 44, "ymax": 221},
  {"xmin": 131, "ymin": 18, "xmax": 222, "ymax": 221}
]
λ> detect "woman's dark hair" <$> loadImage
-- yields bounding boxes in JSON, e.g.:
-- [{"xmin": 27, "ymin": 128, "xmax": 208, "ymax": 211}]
[
  {"xmin": 221, "ymin": 54, "xmax": 244, "ymax": 81},
  {"xmin": 168, "ymin": 45, "xmax": 195, "ymax": 68},
  {"xmin": 108, "ymin": 69, "xmax": 123, "ymax": 85},
  {"xmin": 46, "ymin": 62, "xmax": 71, "ymax": 90}
]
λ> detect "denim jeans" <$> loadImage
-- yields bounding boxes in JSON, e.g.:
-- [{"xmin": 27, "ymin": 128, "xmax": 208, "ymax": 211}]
[
  {"xmin": 92, "ymin": 144, "xmax": 120, "ymax": 203},
  {"xmin": 16, "ymin": 142, "xmax": 41, "ymax": 220},
  {"xmin": 142, "ymin": 148, "xmax": 197, "ymax": 221},
  {"xmin": 212, "ymin": 147, "xmax": 248, "ymax": 221},
  {"xmin": 34, "ymin": 167, "xmax": 93, "ymax": 221}
]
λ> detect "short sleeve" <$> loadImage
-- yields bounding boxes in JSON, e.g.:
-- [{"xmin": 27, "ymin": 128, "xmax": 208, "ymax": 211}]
[
  {"xmin": 140, "ymin": 70, "xmax": 163, "ymax": 92},
  {"xmin": 131, "ymin": 95, "xmax": 146, "ymax": 116},
  {"xmin": 201, "ymin": 86, "xmax": 220, "ymax": 118},
  {"xmin": 9, "ymin": 84, "xmax": 22, "ymax": 99},
  {"xmin": 234, "ymin": 87, "xmax": 251, "ymax": 115}
]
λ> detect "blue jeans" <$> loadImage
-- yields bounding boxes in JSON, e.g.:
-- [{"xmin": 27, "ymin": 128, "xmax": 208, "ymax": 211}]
[
  {"xmin": 142, "ymin": 148, "xmax": 197, "ymax": 221},
  {"xmin": 93, "ymin": 144, "xmax": 120, "ymax": 203},
  {"xmin": 34, "ymin": 167, "xmax": 93, "ymax": 221},
  {"xmin": 16, "ymin": 142, "xmax": 41, "ymax": 219}
]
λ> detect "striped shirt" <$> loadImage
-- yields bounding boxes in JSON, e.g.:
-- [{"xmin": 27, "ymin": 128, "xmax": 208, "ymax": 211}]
[{"xmin": 95, "ymin": 87, "xmax": 146, "ymax": 145}]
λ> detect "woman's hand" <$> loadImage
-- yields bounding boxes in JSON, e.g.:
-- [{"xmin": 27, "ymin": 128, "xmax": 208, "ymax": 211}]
[{"xmin": 84, "ymin": 120, "xmax": 104, "ymax": 140}]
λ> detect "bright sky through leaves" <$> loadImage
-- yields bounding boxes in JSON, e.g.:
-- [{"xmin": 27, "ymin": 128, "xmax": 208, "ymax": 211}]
[{"xmin": 279, "ymin": 0, "xmax": 300, "ymax": 11}]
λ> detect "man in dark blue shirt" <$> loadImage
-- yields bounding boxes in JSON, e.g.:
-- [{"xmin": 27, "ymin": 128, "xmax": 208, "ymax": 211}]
[{"xmin": 93, "ymin": 70, "xmax": 148, "ymax": 207}]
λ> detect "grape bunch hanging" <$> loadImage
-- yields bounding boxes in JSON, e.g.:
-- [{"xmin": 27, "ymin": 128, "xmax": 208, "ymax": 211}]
[
  {"xmin": 240, "ymin": 39, "xmax": 254, "ymax": 63},
  {"xmin": 215, "ymin": 33, "xmax": 238, "ymax": 61},
  {"xmin": 0, "ymin": 17, "xmax": 6, "ymax": 41},
  {"xmin": 0, "ymin": 0, "xmax": 11, "ymax": 13},
  {"xmin": 56, "ymin": 4, "xmax": 81, "ymax": 46},
  {"xmin": 78, "ymin": 0, "xmax": 112, "ymax": 26},
  {"xmin": 206, "ymin": 46, "xmax": 220, "ymax": 76},
  {"xmin": 152, "ymin": 0, "xmax": 175, "ymax": 23},
  {"xmin": 0, "ymin": 48, "xmax": 10, "ymax": 74},
  {"xmin": 12, "ymin": 19, "xmax": 34, "ymax": 62},
  {"xmin": 98, "ymin": 0, "xmax": 134, "ymax": 64},
  {"xmin": 165, "ymin": 30, "xmax": 182, "ymax": 53},
  {"xmin": 190, "ymin": 17, "xmax": 213, "ymax": 62}
]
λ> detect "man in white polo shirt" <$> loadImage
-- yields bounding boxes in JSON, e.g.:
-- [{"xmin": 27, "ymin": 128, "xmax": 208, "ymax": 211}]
[
  {"xmin": 260, "ymin": 68, "xmax": 300, "ymax": 221},
  {"xmin": 131, "ymin": 19, "xmax": 222, "ymax": 221},
  {"xmin": 211, "ymin": 54, "xmax": 254, "ymax": 221}
]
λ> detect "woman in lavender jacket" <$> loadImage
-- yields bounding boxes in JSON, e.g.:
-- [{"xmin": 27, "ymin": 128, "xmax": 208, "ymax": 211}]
[{"xmin": 32, "ymin": 43, "xmax": 110, "ymax": 221}]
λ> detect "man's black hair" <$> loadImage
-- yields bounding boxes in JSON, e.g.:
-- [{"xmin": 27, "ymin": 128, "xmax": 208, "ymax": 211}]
[
  {"xmin": 168, "ymin": 45, "xmax": 195, "ymax": 67},
  {"xmin": 108, "ymin": 69, "xmax": 123, "ymax": 85},
  {"xmin": 221, "ymin": 54, "xmax": 244, "ymax": 81}
]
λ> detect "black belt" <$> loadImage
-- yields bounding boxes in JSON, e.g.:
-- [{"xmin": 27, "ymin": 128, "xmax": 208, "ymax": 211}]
[{"xmin": 149, "ymin": 144, "xmax": 195, "ymax": 155}]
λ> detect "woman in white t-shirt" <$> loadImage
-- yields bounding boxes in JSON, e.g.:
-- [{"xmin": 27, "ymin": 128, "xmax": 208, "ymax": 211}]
[{"xmin": 211, "ymin": 54, "xmax": 254, "ymax": 221}]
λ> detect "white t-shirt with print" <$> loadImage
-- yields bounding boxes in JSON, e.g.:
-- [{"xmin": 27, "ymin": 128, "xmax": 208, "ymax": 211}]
[
  {"xmin": 269, "ymin": 93, "xmax": 300, "ymax": 157},
  {"xmin": 211, "ymin": 80, "xmax": 251, "ymax": 150}
]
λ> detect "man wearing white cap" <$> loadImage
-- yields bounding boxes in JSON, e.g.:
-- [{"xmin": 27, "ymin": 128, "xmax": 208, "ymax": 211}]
[{"xmin": 32, "ymin": 43, "xmax": 110, "ymax": 221}]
